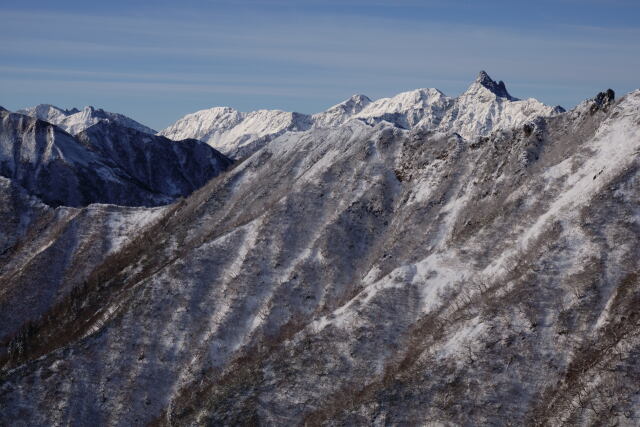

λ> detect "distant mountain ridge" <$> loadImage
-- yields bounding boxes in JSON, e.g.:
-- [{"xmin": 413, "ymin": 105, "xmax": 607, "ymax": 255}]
[
  {"xmin": 160, "ymin": 108, "xmax": 314, "ymax": 160},
  {"xmin": 160, "ymin": 71, "xmax": 564, "ymax": 158},
  {"xmin": 17, "ymin": 104, "xmax": 157, "ymax": 135}
]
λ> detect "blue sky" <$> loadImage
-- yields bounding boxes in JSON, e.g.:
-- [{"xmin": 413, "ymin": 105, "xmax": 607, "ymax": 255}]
[{"xmin": 1, "ymin": 0, "xmax": 639, "ymax": 130}]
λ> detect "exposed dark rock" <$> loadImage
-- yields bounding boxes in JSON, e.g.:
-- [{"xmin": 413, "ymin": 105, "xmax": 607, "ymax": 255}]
[
  {"xmin": 590, "ymin": 89, "xmax": 616, "ymax": 114},
  {"xmin": 476, "ymin": 70, "xmax": 516, "ymax": 100}
]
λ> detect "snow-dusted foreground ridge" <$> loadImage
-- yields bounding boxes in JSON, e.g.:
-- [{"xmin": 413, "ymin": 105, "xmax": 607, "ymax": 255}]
[
  {"xmin": 1, "ymin": 79, "xmax": 640, "ymax": 425},
  {"xmin": 160, "ymin": 71, "xmax": 563, "ymax": 158}
]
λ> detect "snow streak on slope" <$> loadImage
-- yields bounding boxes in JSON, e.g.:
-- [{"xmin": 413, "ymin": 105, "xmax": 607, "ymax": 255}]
[
  {"xmin": 0, "ymin": 185, "xmax": 167, "ymax": 343},
  {"xmin": 1, "ymin": 87, "xmax": 639, "ymax": 426},
  {"xmin": 160, "ymin": 71, "xmax": 563, "ymax": 158}
]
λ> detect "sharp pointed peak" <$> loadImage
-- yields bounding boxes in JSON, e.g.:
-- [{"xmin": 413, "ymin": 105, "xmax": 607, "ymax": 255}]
[
  {"xmin": 471, "ymin": 70, "xmax": 516, "ymax": 100},
  {"xmin": 475, "ymin": 70, "xmax": 493, "ymax": 83}
]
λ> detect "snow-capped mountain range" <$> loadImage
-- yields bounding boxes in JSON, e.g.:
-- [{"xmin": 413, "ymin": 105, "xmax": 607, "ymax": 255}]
[
  {"xmin": 2, "ymin": 71, "xmax": 640, "ymax": 426},
  {"xmin": 16, "ymin": 71, "xmax": 562, "ymax": 161},
  {"xmin": 160, "ymin": 71, "xmax": 564, "ymax": 158}
]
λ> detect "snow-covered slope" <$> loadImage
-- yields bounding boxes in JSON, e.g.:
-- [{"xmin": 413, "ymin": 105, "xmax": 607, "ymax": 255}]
[
  {"xmin": 161, "ymin": 71, "xmax": 563, "ymax": 158},
  {"xmin": 435, "ymin": 71, "xmax": 565, "ymax": 139},
  {"xmin": 0, "ymin": 180, "xmax": 167, "ymax": 343},
  {"xmin": 160, "ymin": 107, "xmax": 312, "ymax": 159},
  {"xmin": 0, "ymin": 110, "xmax": 230, "ymax": 207},
  {"xmin": 311, "ymin": 94, "xmax": 372, "ymax": 128},
  {"xmin": 2, "ymin": 87, "xmax": 640, "ymax": 426},
  {"xmin": 17, "ymin": 104, "xmax": 156, "ymax": 135},
  {"xmin": 352, "ymin": 87, "xmax": 452, "ymax": 129}
]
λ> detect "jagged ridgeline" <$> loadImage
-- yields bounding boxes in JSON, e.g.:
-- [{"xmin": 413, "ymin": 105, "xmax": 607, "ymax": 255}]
[
  {"xmin": 159, "ymin": 71, "xmax": 563, "ymax": 159},
  {"xmin": 1, "ymin": 72, "xmax": 640, "ymax": 426}
]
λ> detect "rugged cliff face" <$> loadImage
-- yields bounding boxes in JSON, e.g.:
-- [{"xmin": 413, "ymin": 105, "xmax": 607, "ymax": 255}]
[{"xmin": 0, "ymin": 79, "xmax": 639, "ymax": 425}]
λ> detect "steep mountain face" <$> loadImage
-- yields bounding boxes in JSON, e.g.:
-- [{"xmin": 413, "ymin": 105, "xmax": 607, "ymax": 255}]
[
  {"xmin": 161, "ymin": 71, "xmax": 563, "ymax": 158},
  {"xmin": 76, "ymin": 122, "xmax": 232, "ymax": 200},
  {"xmin": 0, "ymin": 177, "xmax": 167, "ymax": 344},
  {"xmin": 0, "ymin": 110, "xmax": 230, "ymax": 207},
  {"xmin": 17, "ymin": 104, "xmax": 157, "ymax": 135},
  {"xmin": 1, "ymin": 85, "xmax": 639, "ymax": 426}
]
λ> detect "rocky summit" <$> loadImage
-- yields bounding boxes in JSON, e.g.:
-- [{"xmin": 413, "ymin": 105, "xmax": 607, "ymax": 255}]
[{"xmin": 1, "ymin": 72, "xmax": 640, "ymax": 425}]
